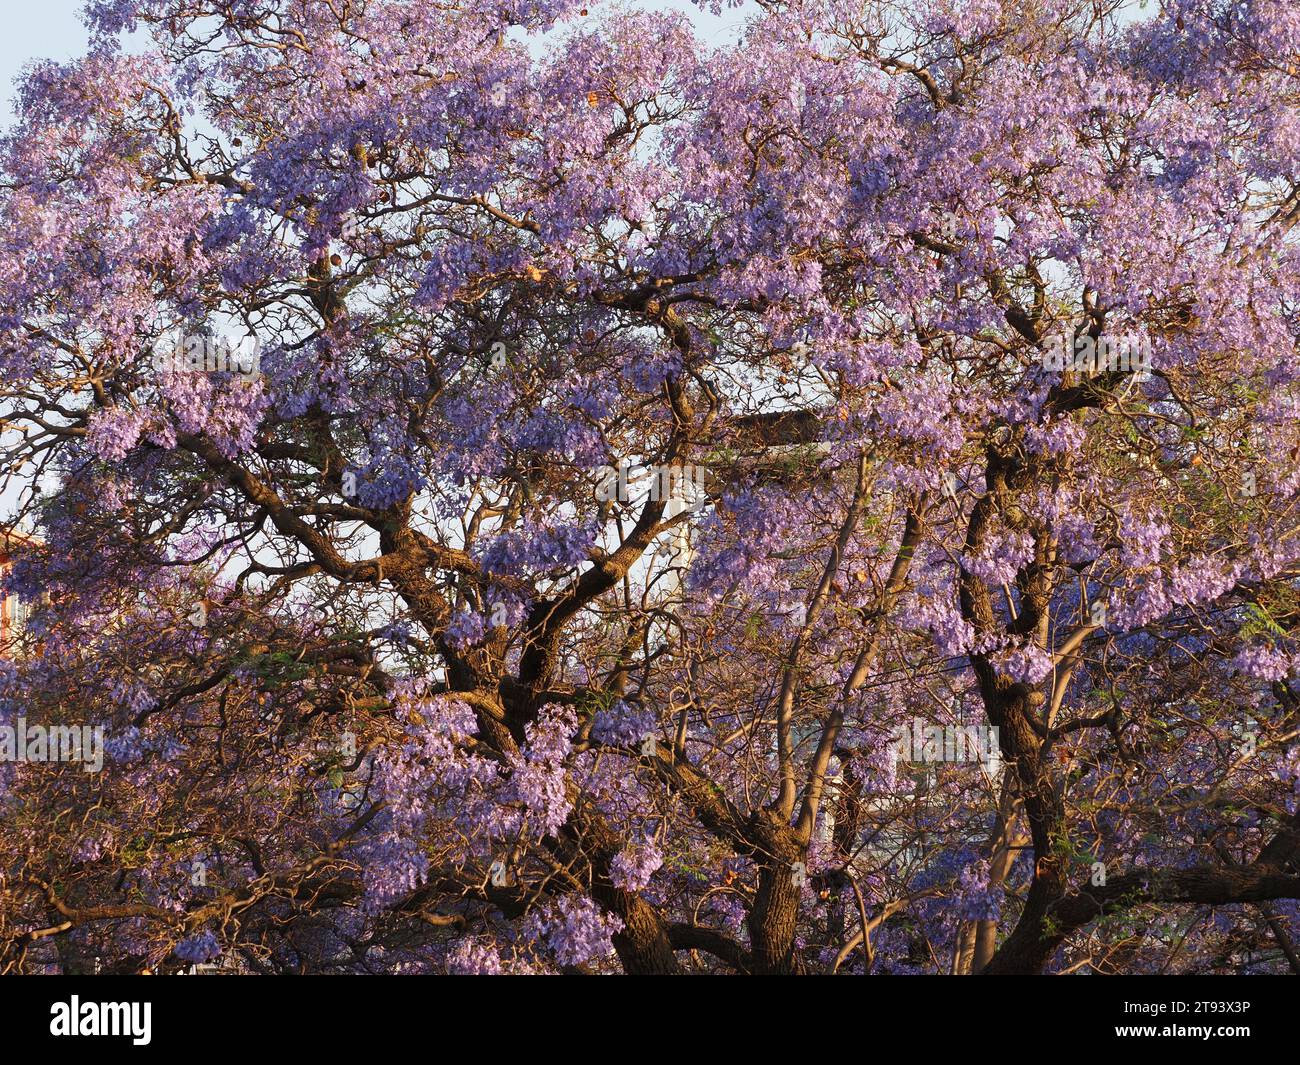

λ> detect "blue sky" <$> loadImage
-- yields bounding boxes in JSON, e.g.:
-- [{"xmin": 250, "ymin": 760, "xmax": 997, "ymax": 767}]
[
  {"xmin": 0, "ymin": 0, "xmax": 753, "ymax": 520},
  {"xmin": 0, "ymin": 1, "xmax": 753, "ymax": 127},
  {"xmin": 0, "ymin": 2, "xmax": 90, "ymax": 124}
]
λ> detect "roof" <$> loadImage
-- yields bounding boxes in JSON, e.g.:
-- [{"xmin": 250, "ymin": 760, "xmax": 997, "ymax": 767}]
[{"xmin": 0, "ymin": 530, "xmax": 38, "ymax": 555}]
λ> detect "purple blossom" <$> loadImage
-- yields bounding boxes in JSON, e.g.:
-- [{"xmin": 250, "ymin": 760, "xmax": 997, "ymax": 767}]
[
  {"xmin": 175, "ymin": 930, "xmax": 221, "ymax": 964},
  {"xmin": 610, "ymin": 838, "xmax": 663, "ymax": 892},
  {"xmin": 529, "ymin": 896, "xmax": 624, "ymax": 968}
]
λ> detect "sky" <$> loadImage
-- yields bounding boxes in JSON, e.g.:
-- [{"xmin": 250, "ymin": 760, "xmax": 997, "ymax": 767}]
[
  {"xmin": 0, "ymin": 0, "xmax": 755, "ymax": 521},
  {"xmin": 0, "ymin": 1, "xmax": 754, "ymax": 127},
  {"xmin": 0, "ymin": 1, "xmax": 91, "ymax": 125}
]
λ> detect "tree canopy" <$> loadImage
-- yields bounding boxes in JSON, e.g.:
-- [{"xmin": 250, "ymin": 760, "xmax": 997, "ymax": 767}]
[{"xmin": 3, "ymin": 0, "xmax": 1300, "ymax": 975}]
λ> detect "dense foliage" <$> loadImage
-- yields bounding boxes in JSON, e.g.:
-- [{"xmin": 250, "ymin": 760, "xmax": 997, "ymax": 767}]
[{"xmin": 4, "ymin": 0, "xmax": 1300, "ymax": 974}]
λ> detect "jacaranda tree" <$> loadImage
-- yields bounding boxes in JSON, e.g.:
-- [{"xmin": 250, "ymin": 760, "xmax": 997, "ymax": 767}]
[{"xmin": 3, "ymin": 0, "xmax": 1300, "ymax": 975}]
